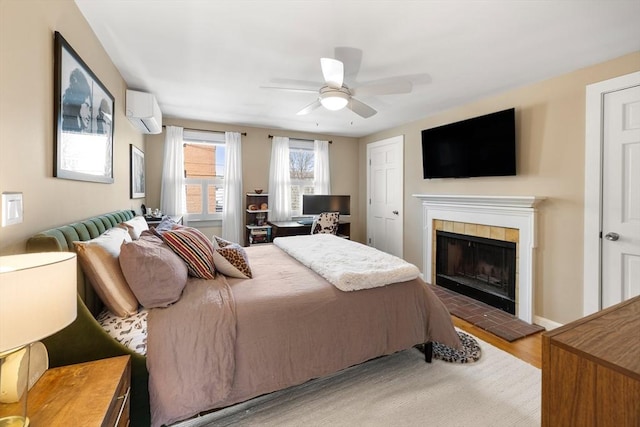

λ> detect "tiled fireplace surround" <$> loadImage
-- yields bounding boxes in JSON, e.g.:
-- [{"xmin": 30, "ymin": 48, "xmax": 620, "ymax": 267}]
[{"xmin": 413, "ymin": 195, "xmax": 545, "ymax": 324}]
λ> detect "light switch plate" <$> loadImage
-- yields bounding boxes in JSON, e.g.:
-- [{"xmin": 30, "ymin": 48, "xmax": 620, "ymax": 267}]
[{"xmin": 2, "ymin": 192, "xmax": 23, "ymax": 227}]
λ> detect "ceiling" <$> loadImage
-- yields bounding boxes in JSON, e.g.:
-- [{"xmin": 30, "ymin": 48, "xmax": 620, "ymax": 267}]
[{"xmin": 75, "ymin": 0, "xmax": 640, "ymax": 138}]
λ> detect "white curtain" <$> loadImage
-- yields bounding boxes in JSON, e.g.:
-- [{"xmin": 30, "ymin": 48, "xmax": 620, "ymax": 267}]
[
  {"xmin": 314, "ymin": 140, "xmax": 331, "ymax": 194},
  {"xmin": 160, "ymin": 126, "xmax": 186, "ymax": 216},
  {"xmin": 268, "ymin": 136, "xmax": 291, "ymax": 221},
  {"xmin": 221, "ymin": 132, "xmax": 243, "ymax": 243}
]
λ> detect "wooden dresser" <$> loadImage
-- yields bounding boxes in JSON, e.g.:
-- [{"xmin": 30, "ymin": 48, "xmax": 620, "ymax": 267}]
[
  {"xmin": 27, "ymin": 356, "xmax": 130, "ymax": 426},
  {"xmin": 542, "ymin": 296, "xmax": 640, "ymax": 426}
]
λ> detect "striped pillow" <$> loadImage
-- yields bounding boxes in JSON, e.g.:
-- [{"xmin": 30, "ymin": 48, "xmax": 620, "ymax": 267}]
[{"xmin": 162, "ymin": 227, "xmax": 215, "ymax": 279}]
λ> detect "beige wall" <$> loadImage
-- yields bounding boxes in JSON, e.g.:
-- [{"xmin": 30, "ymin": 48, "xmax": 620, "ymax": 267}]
[
  {"xmin": 359, "ymin": 52, "xmax": 640, "ymax": 325},
  {"xmin": 144, "ymin": 118, "xmax": 361, "ymax": 241},
  {"xmin": 0, "ymin": 0, "xmax": 145, "ymax": 254}
]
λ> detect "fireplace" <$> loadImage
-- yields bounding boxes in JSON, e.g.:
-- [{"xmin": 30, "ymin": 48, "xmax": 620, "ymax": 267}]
[
  {"xmin": 413, "ymin": 194, "xmax": 545, "ymax": 323},
  {"xmin": 436, "ymin": 231, "xmax": 516, "ymax": 314}
]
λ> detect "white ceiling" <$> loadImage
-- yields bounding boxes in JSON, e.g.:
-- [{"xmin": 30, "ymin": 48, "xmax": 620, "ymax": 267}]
[{"xmin": 75, "ymin": 0, "xmax": 640, "ymax": 138}]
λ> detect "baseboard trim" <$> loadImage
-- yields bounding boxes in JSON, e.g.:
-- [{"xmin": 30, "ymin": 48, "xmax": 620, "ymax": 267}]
[{"xmin": 533, "ymin": 315, "xmax": 563, "ymax": 331}]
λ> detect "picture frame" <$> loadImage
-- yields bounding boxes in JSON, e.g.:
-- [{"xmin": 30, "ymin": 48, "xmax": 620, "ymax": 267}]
[
  {"xmin": 54, "ymin": 31, "xmax": 114, "ymax": 183},
  {"xmin": 130, "ymin": 145, "xmax": 145, "ymax": 199}
]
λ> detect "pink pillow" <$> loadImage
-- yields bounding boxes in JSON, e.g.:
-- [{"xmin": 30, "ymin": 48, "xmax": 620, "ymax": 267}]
[
  {"xmin": 119, "ymin": 235, "xmax": 188, "ymax": 308},
  {"xmin": 162, "ymin": 227, "xmax": 216, "ymax": 279}
]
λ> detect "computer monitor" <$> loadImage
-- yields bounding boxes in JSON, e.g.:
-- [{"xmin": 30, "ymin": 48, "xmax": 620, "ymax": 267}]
[{"xmin": 302, "ymin": 195, "xmax": 350, "ymax": 216}]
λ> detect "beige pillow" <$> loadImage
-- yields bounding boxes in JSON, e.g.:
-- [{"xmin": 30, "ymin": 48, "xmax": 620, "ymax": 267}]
[
  {"xmin": 74, "ymin": 227, "xmax": 138, "ymax": 317},
  {"xmin": 119, "ymin": 235, "xmax": 188, "ymax": 308},
  {"xmin": 118, "ymin": 216, "xmax": 149, "ymax": 240}
]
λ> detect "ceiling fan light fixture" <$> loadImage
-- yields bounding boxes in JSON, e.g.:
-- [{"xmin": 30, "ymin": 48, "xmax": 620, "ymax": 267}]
[{"xmin": 319, "ymin": 87, "xmax": 349, "ymax": 111}]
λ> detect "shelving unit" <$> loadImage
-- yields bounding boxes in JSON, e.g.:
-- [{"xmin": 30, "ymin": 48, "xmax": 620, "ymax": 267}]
[{"xmin": 245, "ymin": 193, "xmax": 271, "ymax": 246}]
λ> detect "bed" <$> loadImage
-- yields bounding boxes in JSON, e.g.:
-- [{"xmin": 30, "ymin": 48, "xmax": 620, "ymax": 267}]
[{"xmin": 26, "ymin": 210, "xmax": 460, "ymax": 427}]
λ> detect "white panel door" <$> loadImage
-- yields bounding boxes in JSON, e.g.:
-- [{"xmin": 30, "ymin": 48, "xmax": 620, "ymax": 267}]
[
  {"xmin": 602, "ymin": 85, "xmax": 640, "ymax": 308},
  {"xmin": 367, "ymin": 136, "xmax": 403, "ymax": 257}
]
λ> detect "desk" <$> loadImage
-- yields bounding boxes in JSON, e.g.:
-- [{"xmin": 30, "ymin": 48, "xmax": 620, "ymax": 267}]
[{"xmin": 269, "ymin": 221, "xmax": 350, "ymax": 239}]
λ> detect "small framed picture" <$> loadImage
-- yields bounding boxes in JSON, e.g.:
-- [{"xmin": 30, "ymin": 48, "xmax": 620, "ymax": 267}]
[
  {"xmin": 130, "ymin": 145, "xmax": 145, "ymax": 199},
  {"xmin": 54, "ymin": 31, "xmax": 114, "ymax": 183}
]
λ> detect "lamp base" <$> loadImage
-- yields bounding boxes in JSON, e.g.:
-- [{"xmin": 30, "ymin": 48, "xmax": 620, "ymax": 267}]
[
  {"xmin": 0, "ymin": 416, "xmax": 29, "ymax": 427},
  {"xmin": 0, "ymin": 346, "xmax": 29, "ymax": 427}
]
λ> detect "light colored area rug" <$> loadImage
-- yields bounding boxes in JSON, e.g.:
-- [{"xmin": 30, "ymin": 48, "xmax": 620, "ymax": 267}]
[{"xmin": 174, "ymin": 331, "xmax": 540, "ymax": 427}]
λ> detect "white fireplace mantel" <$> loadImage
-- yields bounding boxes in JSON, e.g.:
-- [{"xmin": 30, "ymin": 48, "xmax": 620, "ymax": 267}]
[
  {"xmin": 412, "ymin": 194, "xmax": 545, "ymax": 209},
  {"xmin": 413, "ymin": 194, "xmax": 546, "ymax": 324}
]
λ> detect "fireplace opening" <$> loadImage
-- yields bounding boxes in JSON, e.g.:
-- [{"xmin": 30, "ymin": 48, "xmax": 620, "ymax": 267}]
[{"xmin": 435, "ymin": 230, "xmax": 516, "ymax": 314}]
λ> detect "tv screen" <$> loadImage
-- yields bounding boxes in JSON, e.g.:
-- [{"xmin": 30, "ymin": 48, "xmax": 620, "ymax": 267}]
[
  {"xmin": 421, "ymin": 108, "xmax": 516, "ymax": 179},
  {"xmin": 302, "ymin": 195, "xmax": 351, "ymax": 216}
]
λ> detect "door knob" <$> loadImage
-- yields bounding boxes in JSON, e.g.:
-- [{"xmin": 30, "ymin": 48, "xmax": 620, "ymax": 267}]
[
  {"xmin": 604, "ymin": 232, "xmax": 620, "ymax": 241},
  {"xmin": 392, "ymin": 210, "xmax": 399, "ymax": 215}
]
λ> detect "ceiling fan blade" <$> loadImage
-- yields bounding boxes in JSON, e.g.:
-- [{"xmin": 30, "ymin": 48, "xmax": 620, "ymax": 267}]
[
  {"xmin": 334, "ymin": 47, "xmax": 362, "ymax": 84},
  {"xmin": 320, "ymin": 58, "xmax": 344, "ymax": 89},
  {"xmin": 347, "ymin": 98, "xmax": 377, "ymax": 118},
  {"xmin": 351, "ymin": 77, "xmax": 413, "ymax": 96},
  {"xmin": 296, "ymin": 99, "xmax": 322, "ymax": 116},
  {"xmin": 260, "ymin": 86, "xmax": 318, "ymax": 94}
]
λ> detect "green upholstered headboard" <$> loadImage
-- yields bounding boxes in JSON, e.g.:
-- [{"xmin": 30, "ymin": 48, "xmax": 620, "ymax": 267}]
[
  {"xmin": 25, "ymin": 209, "xmax": 150, "ymax": 426},
  {"xmin": 26, "ymin": 210, "xmax": 134, "ymax": 315}
]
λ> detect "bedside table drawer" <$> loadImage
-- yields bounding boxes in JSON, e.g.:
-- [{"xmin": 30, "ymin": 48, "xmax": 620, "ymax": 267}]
[{"xmin": 104, "ymin": 359, "xmax": 131, "ymax": 427}]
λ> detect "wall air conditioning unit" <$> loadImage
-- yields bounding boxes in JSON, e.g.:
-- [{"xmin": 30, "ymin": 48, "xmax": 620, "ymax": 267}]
[{"xmin": 126, "ymin": 90, "xmax": 162, "ymax": 134}]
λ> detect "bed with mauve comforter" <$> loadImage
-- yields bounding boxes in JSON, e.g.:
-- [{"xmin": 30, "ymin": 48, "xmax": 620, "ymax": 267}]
[{"xmin": 148, "ymin": 238, "xmax": 460, "ymax": 426}]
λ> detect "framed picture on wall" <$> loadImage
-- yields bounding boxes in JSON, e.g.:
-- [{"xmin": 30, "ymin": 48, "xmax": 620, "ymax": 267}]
[
  {"xmin": 130, "ymin": 145, "xmax": 145, "ymax": 199},
  {"xmin": 54, "ymin": 31, "xmax": 114, "ymax": 183}
]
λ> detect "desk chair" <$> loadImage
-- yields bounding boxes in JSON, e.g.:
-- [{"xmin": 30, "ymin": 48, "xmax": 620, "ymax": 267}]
[{"xmin": 311, "ymin": 212, "xmax": 340, "ymax": 235}]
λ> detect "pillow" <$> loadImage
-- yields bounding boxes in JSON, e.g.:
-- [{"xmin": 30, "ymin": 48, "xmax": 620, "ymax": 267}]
[
  {"xmin": 74, "ymin": 227, "xmax": 138, "ymax": 317},
  {"xmin": 153, "ymin": 216, "xmax": 178, "ymax": 233},
  {"xmin": 97, "ymin": 307, "xmax": 148, "ymax": 356},
  {"xmin": 162, "ymin": 226, "xmax": 216, "ymax": 279},
  {"xmin": 213, "ymin": 244, "xmax": 252, "ymax": 279},
  {"xmin": 119, "ymin": 235, "xmax": 188, "ymax": 308},
  {"xmin": 118, "ymin": 216, "xmax": 149, "ymax": 240},
  {"xmin": 212, "ymin": 235, "xmax": 234, "ymax": 249}
]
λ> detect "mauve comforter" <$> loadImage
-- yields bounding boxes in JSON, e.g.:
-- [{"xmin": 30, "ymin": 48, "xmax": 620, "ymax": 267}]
[{"xmin": 148, "ymin": 243, "xmax": 460, "ymax": 426}]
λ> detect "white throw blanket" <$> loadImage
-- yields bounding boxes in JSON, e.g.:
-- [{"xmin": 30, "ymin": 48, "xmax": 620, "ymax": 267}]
[{"xmin": 273, "ymin": 234, "xmax": 420, "ymax": 291}]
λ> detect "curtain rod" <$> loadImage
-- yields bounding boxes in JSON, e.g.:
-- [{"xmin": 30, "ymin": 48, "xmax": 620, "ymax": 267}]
[
  {"xmin": 268, "ymin": 134, "xmax": 332, "ymax": 144},
  {"xmin": 162, "ymin": 125, "xmax": 246, "ymax": 136}
]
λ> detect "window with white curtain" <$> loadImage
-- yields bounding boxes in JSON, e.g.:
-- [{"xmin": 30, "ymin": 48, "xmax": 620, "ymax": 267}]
[
  {"xmin": 289, "ymin": 139, "xmax": 315, "ymax": 216},
  {"xmin": 183, "ymin": 130, "xmax": 225, "ymax": 220}
]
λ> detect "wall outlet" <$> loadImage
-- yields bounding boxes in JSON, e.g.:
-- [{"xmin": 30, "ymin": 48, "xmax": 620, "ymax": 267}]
[{"xmin": 2, "ymin": 192, "xmax": 23, "ymax": 227}]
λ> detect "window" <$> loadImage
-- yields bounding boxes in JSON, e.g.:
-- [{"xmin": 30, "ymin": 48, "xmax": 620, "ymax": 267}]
[
  {"xmin": 183, "ymin": 130, "xmax": 225, "ymax": 220},
  {"xmin": 289, "ymin": 139, "xmax": 315, "ymax": 216}
]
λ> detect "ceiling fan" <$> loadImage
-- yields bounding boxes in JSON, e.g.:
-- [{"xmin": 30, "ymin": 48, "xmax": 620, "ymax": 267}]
[{"xmin": 263, "ymin": 51, "xmax": 414, "ymax": 119}]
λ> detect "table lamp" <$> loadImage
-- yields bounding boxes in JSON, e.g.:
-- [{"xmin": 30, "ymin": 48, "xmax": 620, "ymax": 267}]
[{"xmin": 0, "ymin": 252, "xmax": 77, "ymax": 427}]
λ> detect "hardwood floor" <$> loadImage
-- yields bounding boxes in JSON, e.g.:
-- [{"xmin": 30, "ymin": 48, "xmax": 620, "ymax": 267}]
[{"xmin": 453, "ymin": 315, "xmax": 542, "ymax": 368}]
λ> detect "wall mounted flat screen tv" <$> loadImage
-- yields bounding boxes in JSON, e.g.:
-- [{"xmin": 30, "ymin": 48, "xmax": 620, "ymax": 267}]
[
  {"xmin": 302, "ymin": 194, "xmax": 351, "ymax": 216},
  {"xmin": 421, "ymin": 108, "xmax": 516, "ymax": 179}
]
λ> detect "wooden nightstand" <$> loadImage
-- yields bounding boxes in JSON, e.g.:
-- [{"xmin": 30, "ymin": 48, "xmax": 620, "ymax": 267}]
[{"xmin": 26, "ymin": 356, "xmax": 131, "ymax": 426}]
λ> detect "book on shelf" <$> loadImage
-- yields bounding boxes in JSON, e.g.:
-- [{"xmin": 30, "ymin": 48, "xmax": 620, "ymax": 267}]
[{"xmin": 250, "ymin": 235, "xmax": 268, "ymax": 244}]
